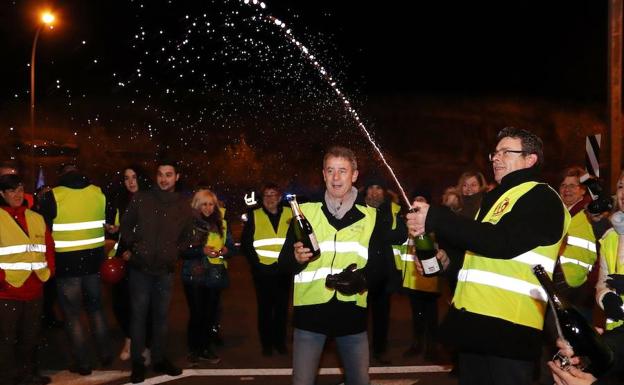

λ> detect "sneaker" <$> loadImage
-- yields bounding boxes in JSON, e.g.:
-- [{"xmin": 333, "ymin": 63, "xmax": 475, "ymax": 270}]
[
  {"xmin": 119, "ymin": 338, "xmax": 131, "ymax": 361},
  {"xmin": 153, "ymin": 359, "xmax": 182, "ymax": 376},
  {"xmin": 131, "ymin": 362, "xmax": 145, "ymax": 384},
  {"xmin": 142, "ymin": 348, "xmax": 152, "ymax": 366},
  {"xmin": 199, "ymin": 348, "xmax": 221, "ymax": 364}
]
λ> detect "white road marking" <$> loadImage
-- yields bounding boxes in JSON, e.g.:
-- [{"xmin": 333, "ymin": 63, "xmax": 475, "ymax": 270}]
[{"xmin": 46, "ymin": 366, "xmax": 450, "ymax": 384}]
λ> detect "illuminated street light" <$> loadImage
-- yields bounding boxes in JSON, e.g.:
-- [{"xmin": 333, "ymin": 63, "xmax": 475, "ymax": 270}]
[{"xmin": 30, "ymin": 10, "xmax": 56, "ymax": 180}]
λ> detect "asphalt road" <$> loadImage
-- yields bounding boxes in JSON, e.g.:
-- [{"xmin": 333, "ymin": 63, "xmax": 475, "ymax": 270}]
[{"xmin": 38, "ymin": 252, "xmax": 458, "ymax": 385}]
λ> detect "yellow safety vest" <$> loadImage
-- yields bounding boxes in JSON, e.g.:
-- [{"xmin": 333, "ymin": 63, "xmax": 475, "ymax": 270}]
[
  {"xmin": 453, "ymin": 181, "xmax": 570, "ymax": 330},
  {"xmin": 293, "ymin": 202, "xmax": 376, "ymax": 308},
  {"xmin": 205, "ymin": 217, "xmax": 228, "ymax": 267},
  {"xmin": 599, "ymin": 229, "xmax": 624, "ymax": 330},
  {"xmin": 394, "ymin": 237, "xmax": 439, "ymax": 293},
  {"xmin": 559, "ymin": 210, "xmax": 597, "ymax": 287},
  {"xmin": 0, "ymin": 209, "xmax": 50, "ymax": 287},
  {"xmin": 52, "ymin": 185, "xmax": 106, "ymax": 252},
  {"xmin": 253, "ymin": 207, "xmax": 292, "ymax": 265}
]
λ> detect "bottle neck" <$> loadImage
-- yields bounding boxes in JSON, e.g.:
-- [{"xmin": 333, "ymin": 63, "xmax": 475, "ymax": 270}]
[
  {"xmin": 534, "ymin": 267, "xmax": 565, "ymax": 309},
  {"xmin": 289, "ymin": 200, "xmax": 303, "ymax": 218}
]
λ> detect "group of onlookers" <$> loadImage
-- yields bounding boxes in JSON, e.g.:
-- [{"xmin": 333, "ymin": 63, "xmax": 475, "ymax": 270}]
[{"xmin": 4, "ymin": 125, "xmax": 624, "ymax": 385}]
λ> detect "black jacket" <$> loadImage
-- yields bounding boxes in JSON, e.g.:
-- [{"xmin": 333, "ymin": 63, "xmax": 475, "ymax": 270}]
[
  {"xmin": 37, "ymin": 172, "xmax": 105, "ymax": 278},
  {"xmin": 277, "ymin": 194, "xmax": 406, "ymax": 337},
  {"xmin": 120, "ymin": 188, "xmax": 194, "ymax": 275},
  {"xmin": 428, "ymin": 167, "xmax": 566, "ymax": 361}
]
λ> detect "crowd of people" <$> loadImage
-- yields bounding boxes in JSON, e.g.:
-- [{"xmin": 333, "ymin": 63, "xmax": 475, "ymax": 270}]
[{"xmin": 2, "ymin": 126, "xmax": 624, "ymax": 385}]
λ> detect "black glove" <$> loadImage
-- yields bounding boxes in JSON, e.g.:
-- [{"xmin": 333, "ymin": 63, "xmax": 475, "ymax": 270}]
[
  {"xmin": 325, "ymin": 263, "xmax": 367, "ymax": 295},
  {"xmin": 602, "ymin": 292, "xmax": 624, "ymax": 321},
  {"xmin": 606, "ymin": 274, "xmax": 624, "ymax": 295}
]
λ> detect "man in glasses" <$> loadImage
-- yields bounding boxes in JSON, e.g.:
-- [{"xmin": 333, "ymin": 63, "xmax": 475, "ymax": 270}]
[{"xmin": 406, "ymin": 127, "xmax": 570, "ymax": 385}]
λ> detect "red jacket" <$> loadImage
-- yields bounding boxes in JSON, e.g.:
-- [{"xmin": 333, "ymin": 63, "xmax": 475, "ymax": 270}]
[{"xmin": 0, "ymin": 206, "xmax": 55, "ymax": 301}]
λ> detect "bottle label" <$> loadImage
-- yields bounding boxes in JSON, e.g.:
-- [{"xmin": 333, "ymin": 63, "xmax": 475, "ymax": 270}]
[
  {"xmin": 308, "ymin": 232, "xmax": 320, "ymax": 252},
  {"xmin": 421, "ymin": 257, "xmax": 440, "ymax": 274}
]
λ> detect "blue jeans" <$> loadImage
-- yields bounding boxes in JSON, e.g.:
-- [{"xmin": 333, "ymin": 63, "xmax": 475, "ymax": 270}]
[
  {"xmin": 129, "ymin": 267, "xmax": 174, "ymax": 364},
  {"xmin": 292, "ymin": 328, "xmax": 369, "ymax": 385},
  {"xmin": 56, "ymin": 274, "xmax": 111, "ymax": 368}
]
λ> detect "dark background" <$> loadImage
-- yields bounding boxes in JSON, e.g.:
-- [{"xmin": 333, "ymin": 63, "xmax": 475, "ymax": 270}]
[{"xmin": 0, "ymin": 1, "xmax": 613, "ymax": 208}]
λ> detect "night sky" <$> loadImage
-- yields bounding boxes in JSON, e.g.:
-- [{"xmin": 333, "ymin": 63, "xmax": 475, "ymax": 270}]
[
  {"xmin": 0, "ymin": 1, "xmax": 612, "ymax": 199},
  {"xmin": 1, "ymin": 1, "xmax": 607, "ymax": 102}
]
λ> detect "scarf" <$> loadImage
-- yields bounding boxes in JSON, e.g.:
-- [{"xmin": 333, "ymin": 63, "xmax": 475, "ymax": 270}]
[{"xmin": 324, "ymin": 186, "xmax": 358, "ymax": 220}]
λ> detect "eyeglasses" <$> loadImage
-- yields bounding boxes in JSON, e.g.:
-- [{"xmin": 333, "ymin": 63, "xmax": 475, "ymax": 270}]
[
  {"xmin": 560, "ymin": 183, "xmax": 581, "ymax": 190},
  {"xmin": 488, "ymin": 149, "xmax": 527, "ymax": 162}
]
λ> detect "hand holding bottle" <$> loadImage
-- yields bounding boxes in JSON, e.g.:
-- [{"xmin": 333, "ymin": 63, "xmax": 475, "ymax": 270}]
[
  {"xmin": 414, "ymin": 249, "xmax": 450, "ymax": 276},
  {"xmin": 548, "ymin": 338, "xmax": 597, "ymax": 385},
  {"xmin": 406, "ymin": 201, "xmax": 429, "ymax": 237},
  {"xmin": 293, "ymin": 242, "xmax": 313, "ymax": 264}
]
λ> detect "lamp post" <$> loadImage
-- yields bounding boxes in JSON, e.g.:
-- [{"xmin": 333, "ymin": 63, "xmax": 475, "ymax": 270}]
[{"xmin": 30, "ymin": 10, "xmax": 55, "ymax": 183}]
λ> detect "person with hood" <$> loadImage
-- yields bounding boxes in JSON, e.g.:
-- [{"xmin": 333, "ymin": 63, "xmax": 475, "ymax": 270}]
[
  {"xmin": 0, "ymin": 174, "xmax": 55, "ymax": 385},
  {"xmin": 37, "ymin": 164, "xmax": 111, "ymax": 375},
  {"xmin": 119, "ymin": 159, "xmax": 194, "ymax": 383}
]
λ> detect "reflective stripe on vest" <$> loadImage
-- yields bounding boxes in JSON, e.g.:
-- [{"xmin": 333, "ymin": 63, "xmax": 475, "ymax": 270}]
[
  {"xmin": 52, "ymin": 185, "xmax": 105, "ymax": 252},
  {"xmin": 567, "ymin": 235, "xmax": 596, "ymax": 253},
  {"xmin": 293, "ymin": 202, "xmax": 376, "ymax": 308},
  {"xmin": 453, "ymin": 181, "xmax": 570, "ymax": 330},
  {"xmin": 253, "ymin": 207, "xmax": 292, "ymax": 265},
  {"xmin": 599, "ymin": 229, "xmax": 624, "ymax": 330},
  {"xmin": 52, "ymin": 220, "xmax": 106, "ymax": 231},
  {"xmin": 0, "ymin": 244, "xmax": 46, "ymax": 255},
  {"xmin": 318, "ymin": 240, "xmax": 369, "ymax": 260},
  {"xmin": 0, "ymin": 262, "xmax": 48, "ymax": 270},
  {"xmin": 0, "ymin": 209, "xmax": 51, "ymax": 287},
  {"xmin": 559, "ymin": 211, "xmax": 598, "ymax": 287},
  {"xmin": 559, "ymin": 256, "xmax": 593, "ymax": 271},
  {"xmin": 54, "ymin": 236, "xmax": 106, "ymax": 249}
]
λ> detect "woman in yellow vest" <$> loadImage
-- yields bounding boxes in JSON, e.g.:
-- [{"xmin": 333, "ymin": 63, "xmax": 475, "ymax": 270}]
[
  {"xmin": 596, "ymin": 171, "xmax": 624, "ymax": 330},
  {"xmin": 181, "ymin": 189, "xmax": 236, "ymax": 365},
  {"xmin": 0, "ymin": 174, "xmax": 55, "ymax": 385}
]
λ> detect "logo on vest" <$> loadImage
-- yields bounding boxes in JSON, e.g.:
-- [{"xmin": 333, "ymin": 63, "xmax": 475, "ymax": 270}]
[{"xmin": 492, "ymin": 198, "xmax": 510, "ymax": 217}]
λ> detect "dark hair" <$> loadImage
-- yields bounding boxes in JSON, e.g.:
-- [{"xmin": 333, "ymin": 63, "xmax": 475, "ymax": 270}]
[
  {"xmin": 497, "ymin": 127, "xmax": 544, "ymax": 166},
  {"xmin": 261, "ymin": 182, "xmax": 280, "ymax": 196},
  {"xmin": 123, "ymin": 164, "xmax": 150, "ymax": 191},
  {"xmin": 156, "ymin": 158, "xmax": 180, "ymax": 174},
  {"xmin": 0, "ymin": 174, "xmax": 23, "ymax": 191}
]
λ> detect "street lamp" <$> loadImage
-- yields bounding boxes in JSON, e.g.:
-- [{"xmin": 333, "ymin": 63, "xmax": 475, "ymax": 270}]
[{"xmin": 30, "ymin": 10, "xmax": 55, "ymax": 181}]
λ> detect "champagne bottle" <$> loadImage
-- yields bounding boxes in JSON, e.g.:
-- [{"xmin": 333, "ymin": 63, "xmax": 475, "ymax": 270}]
[
  {"xmin": 533, "ymin": 264, "xmax": 614, "ymax": 376},
  {"xmin": 415, "ymin": 233, "xmax": 441, "ymax": 276},
  {"xmin": 286, "ymin": 194, "xmax": 321, "ymax": 260}
]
